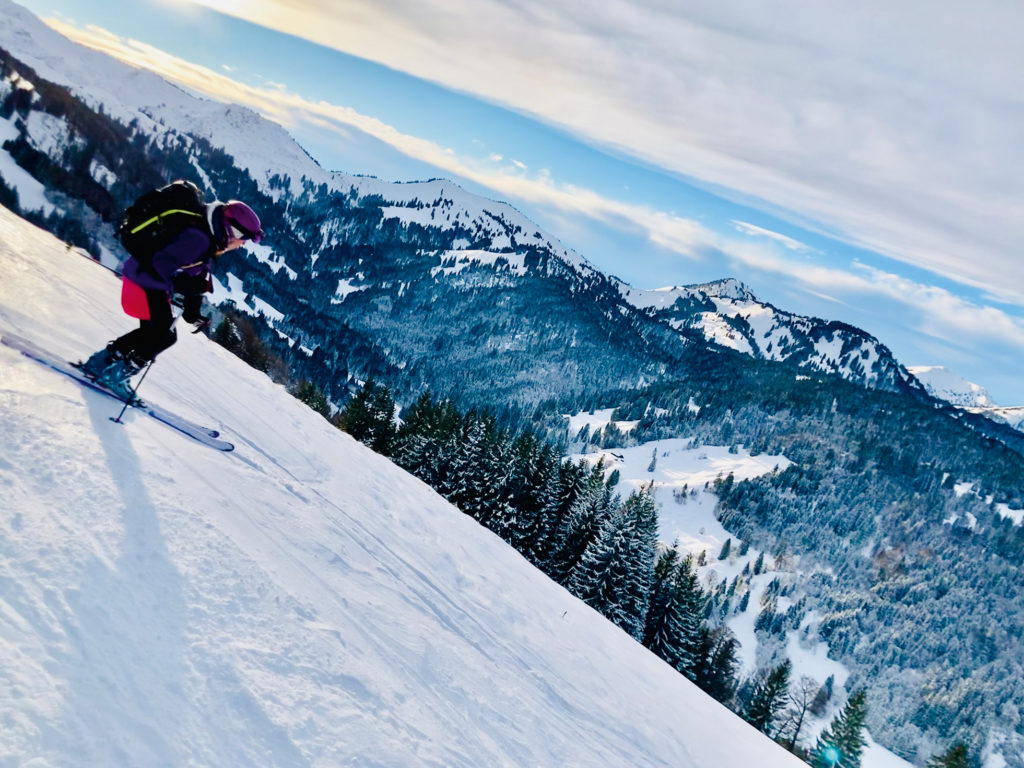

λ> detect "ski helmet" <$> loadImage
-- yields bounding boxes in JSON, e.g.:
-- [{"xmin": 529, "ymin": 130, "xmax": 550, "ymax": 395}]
[{"xmin": 220, "ymin": 200, "xmax": 264, "ymax": 244}]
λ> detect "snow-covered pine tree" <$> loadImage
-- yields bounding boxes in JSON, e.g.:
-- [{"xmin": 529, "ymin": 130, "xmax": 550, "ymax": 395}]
[
  {"xmin": 811, "ymin": 689, "xmax": 868, "ymax": 768},
  {"xmin": 547, "ymin": 460, "xmax": 614, "ymax": 584},
  {"xmin": 926, "ymin": 743, "xmax": 969, "ymax": 768},
  {"xmin": 741, "ymin": 659, "xmax": 792, "ymax": 735},
  {"xmin": 566, "ymin": 489, "xmax": 657, "ymax": 639},
  {"xmin": 472, "ymin": 425, "xmax": 516, "ymax": 538},
  {"xmin": 338, "ymin": 379, "xmax": 397, "ymax": 455},
  {"xmin": 392, "ymin": 392, "xmax": 441, "ymax": 481},
  {"xmin": 517, "ymin": 443, "xmax": 566, "ymax": 567},
  {"xmin": 642, "ymin": 550, "xmax": 704, "ymax": 678},
  {"xmin": 337, "ymin": 378, "xmax": 375, "ymax": 443},
  {"xmin": 644, "ymin": 546, "xmax": 681, "ymax": 649}
]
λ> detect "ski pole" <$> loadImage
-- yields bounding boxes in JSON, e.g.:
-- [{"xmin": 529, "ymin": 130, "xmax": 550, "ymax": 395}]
[
  {"xmin": 111, "ymin": 358, "xmax": 154, "ymax": 424},
  {"xmin": 110, "ymin": 313, "xmax": 179, "ymax": 424}
]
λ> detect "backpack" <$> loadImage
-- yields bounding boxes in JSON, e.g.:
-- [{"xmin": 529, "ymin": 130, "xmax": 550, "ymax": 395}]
[{"xmin": 117, "ymin": 180, "xmax": 209, "ymax": 261}]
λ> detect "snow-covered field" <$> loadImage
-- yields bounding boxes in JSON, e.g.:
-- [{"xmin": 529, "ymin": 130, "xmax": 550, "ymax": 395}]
[
  {"xmin": 0, "ymin": 204, "xmax": 816, "ymax": 765},
  {"xmin": 570, "ymin": 435, "xmax": 789, "ymax": 554}
]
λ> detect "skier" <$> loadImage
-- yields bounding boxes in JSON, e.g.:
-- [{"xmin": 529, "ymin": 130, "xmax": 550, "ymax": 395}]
[{"xmin": 81, "ymin": 193, "xmax": 264, "ymax": 400}]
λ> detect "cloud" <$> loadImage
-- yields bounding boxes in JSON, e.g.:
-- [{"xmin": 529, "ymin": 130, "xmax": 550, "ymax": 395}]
[
  {"xmin": 850, "ymin": 265, "xmax": 1024, "ymax": 352},
  {"xmin": 731, "ymin": 221, "xmax": 813, "ymax": 253},
  {"xmin": 175, "ymin": 0, "xmax": 1024, "ymax": 306}
]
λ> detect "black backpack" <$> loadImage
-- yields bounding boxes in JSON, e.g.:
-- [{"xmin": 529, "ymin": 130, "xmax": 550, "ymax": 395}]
[{"xmin": 118, "ymin": 180, "xmax": 209, "ymax": 261}]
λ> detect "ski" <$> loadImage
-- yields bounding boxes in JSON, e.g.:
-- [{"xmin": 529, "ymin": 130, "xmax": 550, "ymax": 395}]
[{"xmin": 1, "ymin": 331, "xmax": 234, "ymax": 451}]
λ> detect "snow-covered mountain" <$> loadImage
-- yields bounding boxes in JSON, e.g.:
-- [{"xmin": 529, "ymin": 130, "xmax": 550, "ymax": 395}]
[
  {"xmin": 0, "ymin": 0, "xmax": 923, "ymax": 397},
  {"xmin": 910, "ymin": 366, "xmax": 996, "ymax": 407},
  {"xmin": 911, "ymin": 365, "xmax": 1024, "ymax": 433},
  {"xmin": 622, "ymin": 278, "xmax": 923, "ymax": 393},
  {"xmin": 0, "ymin": 187, "xmax": 815, "ymax": 767}
]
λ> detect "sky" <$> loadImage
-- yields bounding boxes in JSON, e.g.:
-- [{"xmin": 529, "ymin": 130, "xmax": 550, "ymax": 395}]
[{"xmin": 8, "ymin": 0, "xmax": 1024, "ymax": 404}]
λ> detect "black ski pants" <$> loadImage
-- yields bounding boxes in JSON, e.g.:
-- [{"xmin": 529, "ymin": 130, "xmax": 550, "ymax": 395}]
[{"xmin": 110, "ymin": 289, "xmax": 177, "ymax": 363}]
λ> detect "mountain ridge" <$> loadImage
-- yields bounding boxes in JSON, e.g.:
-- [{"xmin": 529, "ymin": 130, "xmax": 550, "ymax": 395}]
[{"xmin": 910, "ymin": 365, "xmax": 1024, "ymax": 434}]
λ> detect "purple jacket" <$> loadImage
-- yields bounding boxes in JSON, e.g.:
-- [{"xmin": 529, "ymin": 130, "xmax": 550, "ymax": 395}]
[{"xmin": 121, "ymin": 227, "xmax": 214, "ymax": 294}]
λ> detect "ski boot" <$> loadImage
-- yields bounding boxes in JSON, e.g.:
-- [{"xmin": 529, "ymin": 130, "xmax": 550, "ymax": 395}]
[
  {"xmin": 80, "ymin": 344, "xmax": 115, "ymax": 378},
  {"xmin": 80, "ymin": 345, "xmax": 146, "ymax": 402}
]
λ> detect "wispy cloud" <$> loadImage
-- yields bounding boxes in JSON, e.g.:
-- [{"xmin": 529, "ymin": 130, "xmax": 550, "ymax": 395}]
[
  {"xmin": 731, "ymin": 221, "xmax": 814, "ymax": 253},
  {"xmin": 851, "ymin": 265, "xmax": 1024, "ymax": 353},
  {"xmin": 174, "ymin": 0, "xmax": 1024, "ymax": 307}
]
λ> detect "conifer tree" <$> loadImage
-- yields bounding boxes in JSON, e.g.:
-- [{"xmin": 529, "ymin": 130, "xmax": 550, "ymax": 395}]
[
  {"xmin": 644, "ymin": 546, "xmax": 681, "ymax": 648},
  {"xmin": 811, "ymin": 689, "xmax": 868, "ymax": 768},
  {"xmin": 643, "ymin": 550, "xmax": 704, "ymax": 677},
  {"xmin": 337, "ymin": 378, "xmax": 376, "ymax": 444},
  {"xmin": 392, "ymin": 391, "xmax": 439, "ymax": 479},
  {"xmin": 738, "ymin": 590, "xmax": 751, "ymax": 613},
  {"xmin": 809, "ymin": 674, "xmax": 834, "ymax": 716},
  {"xmin": 567, "ymin": 489, "xmax": 657, "ymax": 639},
  {"xmin": 693, "ymin": 626, "xmax": 739, "ymax": 704},
  {"xmin": 927, "ymin": 743, "xmax": 969, "ymax": 768},
  {"xmin": 504, "ymin": 432, "xmax": 546, "ymax": 554},
  {"xmin": 293, "ymin": 379, "xmax": 330, "ymax": 417},
  {"xmin": 532, "ymin": 458, "xmax": 588, "ymax": 575},
  {"xmin": 718, "ymin": 538, "xmax": 732, "ymax": 561},
  {"xmin": 548, "ymin": 461, "xmax": 614, "ymax": 584},
  {"xmin": 518, "ymin": 443, "xmax": 564, "ymax": 567},
  {"xmin": 366, "ymin": 383, "xmax": 397, "ymax": 455},
  {"xmin": 753, "ymin": 551, "xmax": 765, "ymax": 575},
  {"xmin": 741, "ymin": 659, "xmax": 792, "ymax": 735}
]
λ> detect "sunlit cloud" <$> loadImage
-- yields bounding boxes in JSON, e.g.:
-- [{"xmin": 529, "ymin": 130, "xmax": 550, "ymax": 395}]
[
  {"xmin": 851, "ymin": 265, "xmax": 1024, "ymax": 352},
  {"xmin": 719, "ymin": 237, "xmax": 1024, "ymax": 352}
]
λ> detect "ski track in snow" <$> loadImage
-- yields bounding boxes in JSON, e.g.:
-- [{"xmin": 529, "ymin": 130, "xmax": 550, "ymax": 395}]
[{"xmin": 0, "ymin": 203, "xmax": 816, "ymax": 766}]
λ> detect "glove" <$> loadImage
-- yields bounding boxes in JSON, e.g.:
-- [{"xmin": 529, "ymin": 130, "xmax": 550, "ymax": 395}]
[
  {"xmin": 181, "ymin": 293, "xmax": 204, "ymax": 323},
  {"xmin": 173, "ymin": 271, "xmax": 213, "ymax": 296},
  {"xmin": 181, "ymin": 293, "xmax": 210, "ymax": 333},
  {"xmin": 190, "ymin": 315, "xmax": 212, "ymax": 334}
]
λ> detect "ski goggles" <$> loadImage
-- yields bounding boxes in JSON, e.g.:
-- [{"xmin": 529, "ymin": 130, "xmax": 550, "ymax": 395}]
[{"xmin": 227, "ymin": 223, "xmax": 264, "ymax": 243}]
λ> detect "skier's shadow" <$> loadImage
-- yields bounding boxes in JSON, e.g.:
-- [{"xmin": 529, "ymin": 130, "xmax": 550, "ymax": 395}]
[
  {"xmin": 51, "ymin": 397, "xmax": 190, "ymax": 761},
  {"xmin": 53, "ymin": 395, "xmax": 311, "ymax": 766}
]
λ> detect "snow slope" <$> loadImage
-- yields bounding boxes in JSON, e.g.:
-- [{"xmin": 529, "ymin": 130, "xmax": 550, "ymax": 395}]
[
  {"xmin": 570, "ymin": 437, "xmax": 790, "ymax": 557},
  {"xmin": 0, "ymin": 204, "xmax": 809, "ymax": 766}
]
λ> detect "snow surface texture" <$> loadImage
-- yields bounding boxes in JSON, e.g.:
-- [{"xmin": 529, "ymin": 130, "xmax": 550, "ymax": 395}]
[{"xmin": 0, "ymin": 204, "xmax": 813, "ymax": 765}]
